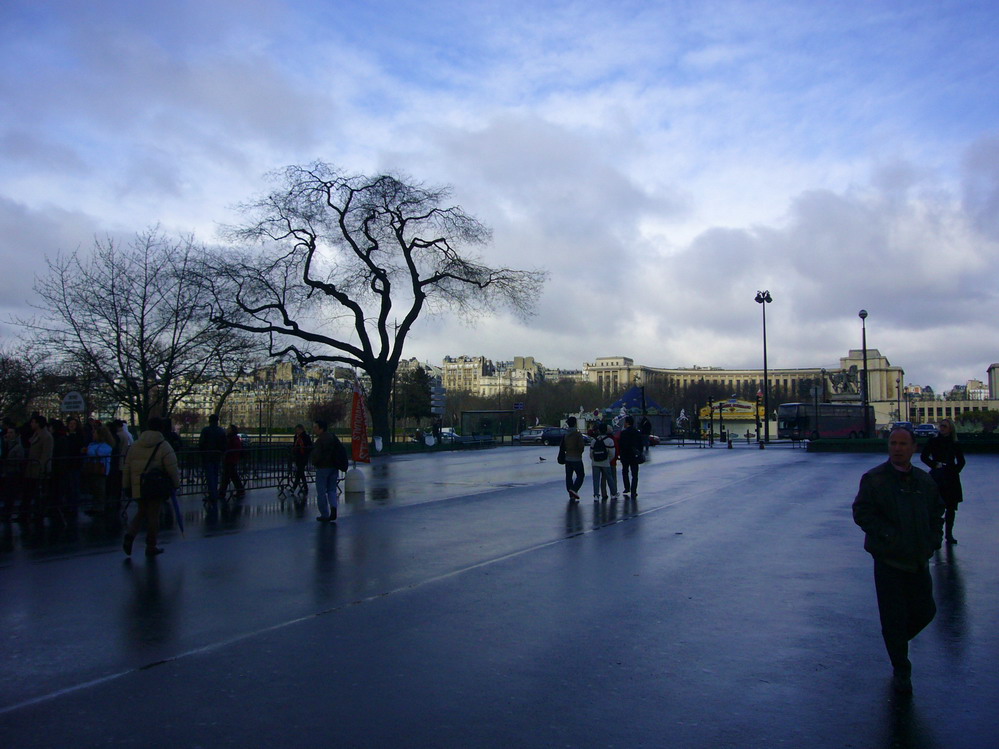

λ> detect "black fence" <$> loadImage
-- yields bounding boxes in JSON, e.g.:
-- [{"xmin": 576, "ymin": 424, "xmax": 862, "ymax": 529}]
[{"xmin": 0, "ymin": 444, "xmax": 313, "ymax": 523}]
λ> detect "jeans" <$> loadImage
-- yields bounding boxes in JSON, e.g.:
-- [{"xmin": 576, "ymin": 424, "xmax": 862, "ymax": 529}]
[
  {"xmin": 564, "ymin": 461, "xmax": 584, "ymax": 495},
  {"xmin": 591, "ymin": 465, "xmax": 617, "ymax": 498},
  {"xmin": 203, "ymin": 461, "xmax": 220, "ymax": 502},
  {"xmin": 315, "ymin": 467, "xmax": 340, "ymax": 518}
]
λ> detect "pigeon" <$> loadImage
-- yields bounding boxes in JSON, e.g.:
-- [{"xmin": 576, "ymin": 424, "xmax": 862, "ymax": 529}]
[{"xmin": 538, "ymin": 456, "xmax": 546, "ymax": 462}]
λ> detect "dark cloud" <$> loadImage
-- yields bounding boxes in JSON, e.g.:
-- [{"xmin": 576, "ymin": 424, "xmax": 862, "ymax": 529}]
[{"xmin": 0, "ymin": 196, "xmax": 104, "ymax": 326}]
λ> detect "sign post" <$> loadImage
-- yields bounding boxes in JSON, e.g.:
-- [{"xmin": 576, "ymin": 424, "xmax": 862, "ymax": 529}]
[{"xmin": 60, "ymin": 391, "xmax": 86, "ymax": 413}]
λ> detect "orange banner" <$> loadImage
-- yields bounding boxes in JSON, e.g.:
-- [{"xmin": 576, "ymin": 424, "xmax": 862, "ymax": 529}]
[{"xmin": 350, "ymin": 387, "xmax": 370, "ymax": 463}]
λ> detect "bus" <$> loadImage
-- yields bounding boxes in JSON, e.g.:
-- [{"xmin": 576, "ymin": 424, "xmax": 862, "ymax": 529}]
[{"xmin": 777, "ymin": 402, "xmax": 875, "ymax": 440}]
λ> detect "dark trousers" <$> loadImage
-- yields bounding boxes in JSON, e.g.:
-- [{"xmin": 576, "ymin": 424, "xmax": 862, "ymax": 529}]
[
  {"xmin": 873, "ymin": 559, "xmax": 936, "ymax": 675},
  {"xmin": 944, "ymin": 502, "xmax": 958, "ymax": 539},
  {"xmin": 292, "ymin": 459, "xmax": 309, "ymax": 493},
  {"xmin": 564, "ymin": 461, "xmax": 584, "ymax": 494},
  {"xmin": 203, "ymin": 461, "xmax": 221, "ymax": 501},
  {"xmin": 621, "ymin": 461, "xmax": 640, "ymax": 495},
  {"xmin": 219, "ymin": 463, "xmax": 245, "ymax": 497}
]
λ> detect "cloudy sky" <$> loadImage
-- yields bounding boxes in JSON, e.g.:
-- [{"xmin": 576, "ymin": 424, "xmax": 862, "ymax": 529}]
[{"xmin": 2, "ymin": 0, "xmax": 998, "ymax": 392}]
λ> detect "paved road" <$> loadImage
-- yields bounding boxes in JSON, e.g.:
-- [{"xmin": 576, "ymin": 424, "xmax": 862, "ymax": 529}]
[{"xmin": 1, "ymin": 444, "xmax": 996, "ymax": 747}]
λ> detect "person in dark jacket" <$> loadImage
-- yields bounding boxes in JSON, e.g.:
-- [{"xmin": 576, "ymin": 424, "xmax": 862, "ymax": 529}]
[
  {"xmin": 618, "ymin": 415, "xmax": 644, "ymax": 499},
  {"xmin": 561, "ymin": 416, "xmax": 586, "ymax": 502},
  {"xmin": 311, "ymin": 419, "xmax": 346, "ymax": 522},
  {"xmin": 218, "ymin": 425, "xmax": 246, "ymax": 500},
  {"xmin": 198, "ymin": 414, "xmax": 227, "ymax": 504},
  {"xmin": 290, "ymin": 423, "xmax": 313, "ymax": 497},
  {"xmin": 853, "ymin": 426, "xmax": 945, "ymax": 695},
  {"xmin": 919, "ymin": 418, "xmax": 965, "ymax": 544}
]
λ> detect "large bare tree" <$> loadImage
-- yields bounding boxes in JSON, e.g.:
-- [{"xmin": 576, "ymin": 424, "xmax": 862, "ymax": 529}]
[
  {"xmin": 207, "ymin": 162, "xmax": 546, "ymax": 440},
  {"xmin": 23, "ymin": 229, "xmax": 262, "ymax": 427}
]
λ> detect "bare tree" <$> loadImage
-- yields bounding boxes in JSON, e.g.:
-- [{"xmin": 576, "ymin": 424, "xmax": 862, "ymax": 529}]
[
  {"xmin": 21, "ymin": 229, "xmax": 261, "ymax": 428},
  {"xmin": 206, "ymin": 162, "xmax": 547, "ymax": 440},
  {"xmin": 0, "ymin": 341, "xmax": 55, "ymax": 421}
]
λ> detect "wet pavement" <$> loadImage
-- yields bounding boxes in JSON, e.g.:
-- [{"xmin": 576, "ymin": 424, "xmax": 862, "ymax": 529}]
[{"xmin": 1, "ymin": 443, "xmax": 997, "ymax": 748}]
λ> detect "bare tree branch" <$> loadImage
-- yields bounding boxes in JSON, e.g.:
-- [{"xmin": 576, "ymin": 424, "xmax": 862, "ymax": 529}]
[{"xmin": 209, "ymin": 162, "xmax": 547, "ymax": 439}]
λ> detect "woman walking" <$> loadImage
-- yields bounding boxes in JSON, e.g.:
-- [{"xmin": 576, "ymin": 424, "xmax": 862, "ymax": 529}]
[{"xmin": 920, "ymin": 418, "xmax": 966, "ymax": 544}]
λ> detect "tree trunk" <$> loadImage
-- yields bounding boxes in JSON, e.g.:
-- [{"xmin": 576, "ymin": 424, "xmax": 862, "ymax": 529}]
[{"xmin": 367, "ymin": 366, "xmax": 395, "ymax": 445}]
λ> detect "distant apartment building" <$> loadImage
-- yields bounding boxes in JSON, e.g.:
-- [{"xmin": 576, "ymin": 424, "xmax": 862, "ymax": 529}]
[
  {"xmin": 442, "ymin": 355, "xmax": 546, "ymax": 396},
  {"xmin": 172, "ymin": 362, "xmax": 353, "ymax": 433}
]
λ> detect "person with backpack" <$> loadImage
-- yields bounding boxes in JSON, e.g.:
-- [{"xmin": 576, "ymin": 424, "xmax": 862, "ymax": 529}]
[
  {"xmin": 122, "ymin": 416, "xmax": 180, "ymax": 557},
  {"xmin": 311, "ymin": 419, "xmax": 348, "ymax": 522},
  {"xmin": 589, "ymin": 422, "xmax": 618, "ymax": 501}
]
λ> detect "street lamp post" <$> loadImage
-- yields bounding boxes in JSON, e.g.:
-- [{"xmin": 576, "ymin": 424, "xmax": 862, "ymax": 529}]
[
  {"xmin": 708, "ymin": 397, "xmax": 714, "ymax": 447},
  {"xmin": 859, "ymin": 309, "xmax": 870, "ymax": 437},
  {"xmin": 896, "ymin": 376, "xmax": 902, "ymax": 424},
  {"xmin": 755, "ymin": 291, "xmax": 773, "ymax": 444}
]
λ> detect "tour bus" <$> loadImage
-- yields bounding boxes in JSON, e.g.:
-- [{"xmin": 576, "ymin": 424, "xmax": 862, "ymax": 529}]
[{"xmin": 777, "ymin": 402, "xmax": 875, "ymax": 440}]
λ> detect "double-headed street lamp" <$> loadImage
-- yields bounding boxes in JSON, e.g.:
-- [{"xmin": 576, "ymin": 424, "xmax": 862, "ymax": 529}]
[
  {"xmin": 859, "ymin": 309, "xmax": 870, "ymax": 437},
  {"xmin": 755, "ymin": 291, "xmax": 772, "ymax": 443}
]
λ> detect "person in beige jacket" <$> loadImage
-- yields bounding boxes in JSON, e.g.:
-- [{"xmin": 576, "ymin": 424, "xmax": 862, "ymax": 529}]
[{"xmin": 122, "ymin": 416, "xmax": 180, "ymax": 557}]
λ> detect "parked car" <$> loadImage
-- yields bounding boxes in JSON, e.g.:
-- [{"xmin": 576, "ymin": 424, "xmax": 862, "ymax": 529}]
[
  {"xmin": 539, "ymin": 427, "xmax": 568, "ymax": 446},
  {"xmin": 913, "ymin": 423, "xmax": 939, "ymax": 438},
  {"xmin": 519, "ymin": 426, "xmax": 589, "ymax": 446},
  {"xmin": 515, "ymin": 428, "xmax": 546, "ymax": 444}
]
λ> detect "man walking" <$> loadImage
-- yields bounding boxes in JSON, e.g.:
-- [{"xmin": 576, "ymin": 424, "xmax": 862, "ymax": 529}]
[
  {"xmin": 618, "ymin": 415, "xmax": 643, "ymax": 499},
  {"xmin": 198, "ymin": 414, "xmax": 227, "ymax": 504},
  {"xmin": 311, "ymin": 419, "xmax": 348, "ymax": 522},
  {"xmin": 561, "ymin": 416, "xmax": 585, "ymax": 502},
  {"xmin": 852, "ymin": 426, "xmax": 945, "ymax": 695}
]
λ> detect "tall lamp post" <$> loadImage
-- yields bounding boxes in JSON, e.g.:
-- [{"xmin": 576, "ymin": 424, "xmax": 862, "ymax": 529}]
[
  {"xmin": 755, "ymin": 291, "xmax": 772, "ymax": 443},
  {"xmin": 859, "ymin": 309, "xmax": 870, "ymax": 437}
]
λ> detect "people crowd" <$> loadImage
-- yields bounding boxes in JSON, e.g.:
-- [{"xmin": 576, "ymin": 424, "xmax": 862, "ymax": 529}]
[{"xmin": 0, "ymin": 412, "xmax": 257, "ymax": 535}]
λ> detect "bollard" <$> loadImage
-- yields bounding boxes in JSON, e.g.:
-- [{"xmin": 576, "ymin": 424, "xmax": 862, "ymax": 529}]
[
  {"xmin": 759, "ymin": 440, "xmax": 765, "ymax": 449},
  {"xmin": 344, "ymin": 466, "xmax": 365, "ymax": 493},
  {"xmin": 727, "ymin": 438, "xmax": 733, "ymax": 449}
]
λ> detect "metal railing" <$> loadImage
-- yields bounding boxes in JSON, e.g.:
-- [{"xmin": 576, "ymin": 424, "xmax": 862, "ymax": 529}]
[{"xmin": 0, "ymin": 445, "xmax": 313, "ymax": 521}]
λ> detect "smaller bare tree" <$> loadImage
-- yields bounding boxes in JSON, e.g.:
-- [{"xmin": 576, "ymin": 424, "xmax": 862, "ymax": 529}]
[{"xmin": 18, "ymin": 229, "xmax": 262, "ymax": 428}]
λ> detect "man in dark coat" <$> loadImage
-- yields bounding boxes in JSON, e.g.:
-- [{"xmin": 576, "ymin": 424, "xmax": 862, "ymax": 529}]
[
  {"xmin": 618, "ymin": 415, "xmax": 644, "ymax": 499},
  {"xmin": 852, "ymin": 426, "xmax": 945, "ymax": 695},
  {"xmin": 198, "ymin": 414, "xmax": 227, "ymax": 504}
]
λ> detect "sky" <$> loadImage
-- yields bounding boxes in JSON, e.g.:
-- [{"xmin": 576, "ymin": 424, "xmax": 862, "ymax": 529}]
[{"xmin": 2, "ymin": 0, "xmax": 998, "ymax": 393}]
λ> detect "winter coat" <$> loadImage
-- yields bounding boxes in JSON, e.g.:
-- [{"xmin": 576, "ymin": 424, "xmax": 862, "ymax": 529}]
[
  {"xmin": 86, "ymin": 441, "xmax": 113, "ymax": 475},
  {"xmin": 919, "ymin": 436, "xmax": 965, "ymax": 506},
  {"xmin": 224, "ymin": 434, "xmax": 243, "ymax": 466},
  {"xmin": 852, "ymin": 461, "xmax": 945, "ymax": 573},
  {"xmin": 26, "ymin": 428, "xmax": 54, "ymax": 479},
  {"xmin": 562, "ymin": 428, "xmax": 585, "ymax": 462},
  {"xmin": 310, "ymin": 431, "xmax": 346, "ymax": 470},
  {"xmin": 122, "ymin": 430, "xmax": 180, "ymax": 500},
  {"xmin": 618, "ymin": 426, "xmax": 644, "ymax": 465},
  {"xmin": 589, "ymin": 434, "xmax": 616, "ymax": 467}
]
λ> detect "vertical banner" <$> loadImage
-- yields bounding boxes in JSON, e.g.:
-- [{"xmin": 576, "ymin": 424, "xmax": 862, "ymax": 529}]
[{"xmin": 351, "ymin": 383, "xmax": 371, "ymax": 464}]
